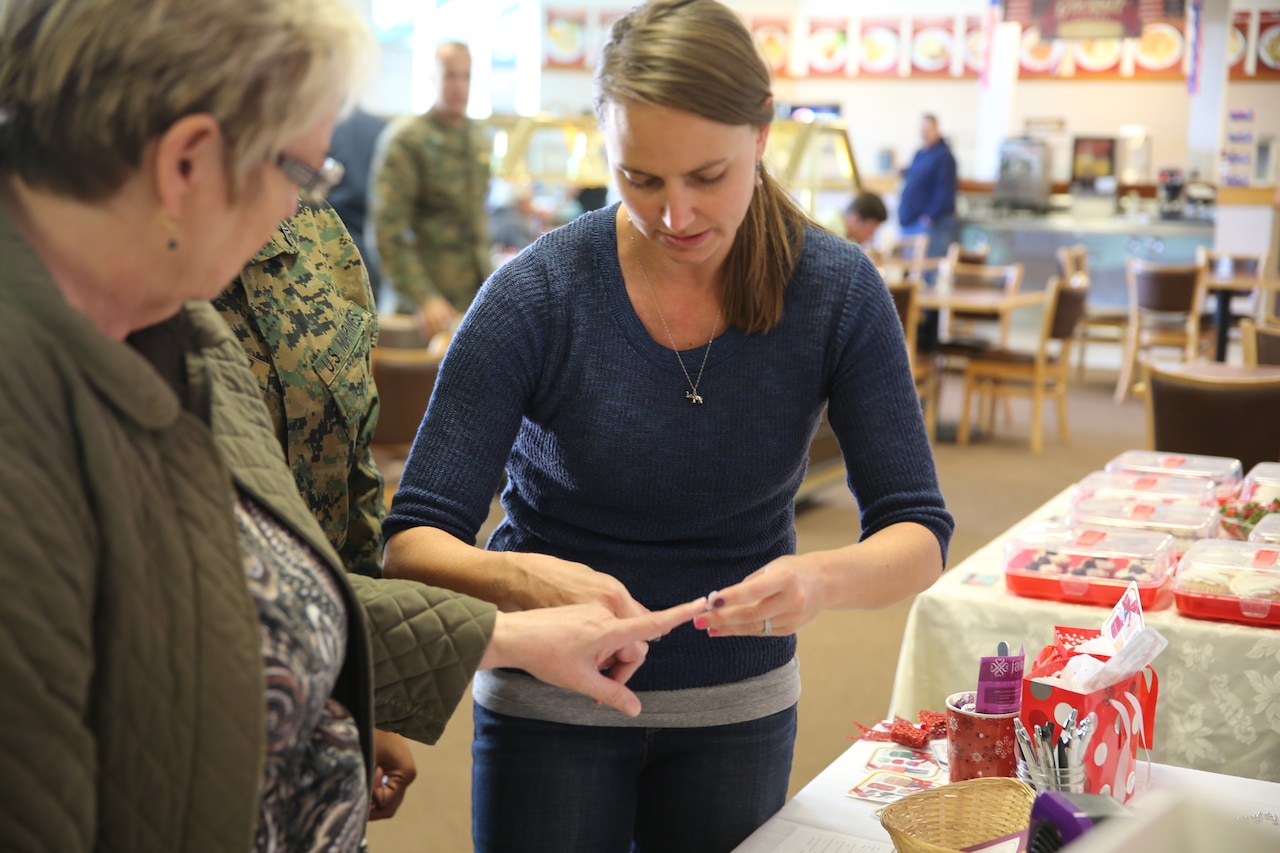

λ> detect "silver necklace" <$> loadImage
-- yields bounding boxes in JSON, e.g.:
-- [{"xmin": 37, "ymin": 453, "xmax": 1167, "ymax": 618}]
[{"xmin": 628, "ymin": 221, "xmax": 720, "ymax": 405}]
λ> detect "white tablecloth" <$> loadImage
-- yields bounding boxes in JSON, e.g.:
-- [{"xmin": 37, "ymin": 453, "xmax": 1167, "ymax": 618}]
[
  {"xmin": 733, "ymin": 737, "xmax": 1280, "ymax": 852},
  {"xmin": 889, "ymin": 488, "xmax": 1280, "ymax": 782}
]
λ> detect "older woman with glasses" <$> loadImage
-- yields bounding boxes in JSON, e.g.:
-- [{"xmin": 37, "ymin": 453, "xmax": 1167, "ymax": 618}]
[{"xmin": 0, "ymin": 2, "xmax": 704, "ymax": 852}]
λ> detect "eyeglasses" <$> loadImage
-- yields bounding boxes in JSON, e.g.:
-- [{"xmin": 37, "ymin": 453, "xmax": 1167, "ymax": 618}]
[{"xmin": 275, "ymin": 152, "xmax": 345, "ymax": 202}]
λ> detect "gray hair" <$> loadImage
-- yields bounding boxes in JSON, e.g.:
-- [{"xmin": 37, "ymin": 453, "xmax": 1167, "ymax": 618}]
[{"xmin": 0, "ymin": 0, "xmax": 374, "ymax": 200}]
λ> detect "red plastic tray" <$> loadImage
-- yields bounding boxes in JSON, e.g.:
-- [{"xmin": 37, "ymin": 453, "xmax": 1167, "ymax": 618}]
[
  {"xmin": 1004, "ymin": 566, "xmax": 1172, "ymax": 609},
  {"xmin": 1174, "ymin": 589, "xmax": 1280, "ymax": 627}
]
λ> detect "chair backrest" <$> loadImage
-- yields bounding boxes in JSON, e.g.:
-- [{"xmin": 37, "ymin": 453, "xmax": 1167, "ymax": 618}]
[
  {"xmin": 1056, "ymin": 244, "xmax": 1090, "ymax": 278},
  {"xmin": 1126, "ymin": 257, "xmax": 1204, "ymax": 314},
  {"xmin": 945, "ymin": 260, "xmax": 1024, "ymax": 296},
  {"xmin": 889, "ymin": 234, "xmax": 929, "ymax": 262},
  {"xmin": 945, "ymin": 241, "xmax": 990, "ymax": 266},
  {"xmin": 1144, "ymin": 363, "xmax": 1280, "ymax": 472},
  {"xmin": 886, "ymin": 281, "xmax": 921, "ymax": 363},
  {"xmin": 371, "ymin": 348, "xmax": 442, "ymax": 447},
  {"xmin": 1241, "ymin": 319, "xmax": 1280, "ymax": 367},
  {"xmin": 1196, "ymin": 245, "xmax": 1268, "ymax": 279},
  {"xmin": 1046, "ymin": 272, "xmax": 1091, "ymax": 342}
]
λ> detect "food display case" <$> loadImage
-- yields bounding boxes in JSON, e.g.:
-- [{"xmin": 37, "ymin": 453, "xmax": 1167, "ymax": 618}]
[
  {"xmin": 1003, "ymin": 521, "xmax": 1178, "ymax": 608},
  {"xmin": 1174, "ymin": 539, "xmax": 1280, "ymax": 626},
  {"xmin": 482, "ymin": 113, "xmax": 610, "ymax": 189},
  {"xmin": 1103, "ymin": 450, "xmax": 1243, "ymax": 502},
  {"xmin": 763, "ymin": 119, "xmax": 862, "ymax": 214}
]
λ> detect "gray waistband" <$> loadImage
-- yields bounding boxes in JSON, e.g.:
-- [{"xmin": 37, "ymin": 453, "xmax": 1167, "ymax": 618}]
[{"xmin": 472, "ymin": 657, "xmax": 800, "ymax": 728}]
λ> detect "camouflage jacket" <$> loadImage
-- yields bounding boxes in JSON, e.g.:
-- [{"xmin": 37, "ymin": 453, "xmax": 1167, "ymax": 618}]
[
  {"xmin": 213, "ymin": 204, "xmax": 384, "ymax": 577},
  {"xmin": 369, "ymin": 109, "xmax": 492, "ymax": 313}
]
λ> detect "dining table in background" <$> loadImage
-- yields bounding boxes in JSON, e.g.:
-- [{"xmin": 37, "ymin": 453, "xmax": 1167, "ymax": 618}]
[
  {"xmin": 1203, "ymin": 272, "xmax": 1280, "ymax": 362},
  {"xmin": 888, "ymin": 486, "xmax": 1280, "ymax": 784}
]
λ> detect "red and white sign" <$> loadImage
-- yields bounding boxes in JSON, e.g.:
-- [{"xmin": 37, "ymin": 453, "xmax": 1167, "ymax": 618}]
[
  {"xmin": 910, "ymin": 18, "xmax": 955, "ymax": 78},
  {"xmin": 859, "ymin": 19, "xmax": 902, "ymax": 77},
  {"xmin": 807, "ymin": 19, "xmax": 849, "ymax": 77}
]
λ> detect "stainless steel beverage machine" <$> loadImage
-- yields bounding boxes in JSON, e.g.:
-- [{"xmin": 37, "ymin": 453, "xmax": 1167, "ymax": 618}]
[{"xmin": 994, "ymin": 137, "xmax": 1053, "ymax": 213}]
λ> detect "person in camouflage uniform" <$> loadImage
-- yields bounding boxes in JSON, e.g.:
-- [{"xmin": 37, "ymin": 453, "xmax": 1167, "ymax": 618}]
[
  {"xmin": 370, "ymin": 40, "xmax": 491, "ymax": 338},
  {"xmin": 214, "ymin": 202, "xmax": 420, "ymax": 822},
  {"xmin": 215, "ymin": 203, "xmax": 385, "ymax": 581}
]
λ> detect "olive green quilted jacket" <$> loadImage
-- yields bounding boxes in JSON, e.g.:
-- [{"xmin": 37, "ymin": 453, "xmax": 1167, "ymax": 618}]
[{"xmin": 0, "ymin": 209, "xmax": 495, "ymax": 852}]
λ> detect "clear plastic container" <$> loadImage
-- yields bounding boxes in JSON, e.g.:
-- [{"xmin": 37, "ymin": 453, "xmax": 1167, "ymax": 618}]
[
  {"xmin": 1067, "ymin": 498, "xmax": 1216, "ymax": 554},
  {"xmin": 1241, "ymin": 462, "xmax": 1280, "ymax": 504},
  {"xmin": 1174, "ymin": 539, "xmax": 1280, "ymax": 626},
  {"xmin": 1249, "ymin": 513, "xmax": 1280, "ymax": 546},
  {"xmin": 1003, "ymin": 521, "xmax": 1178, "ymax": 608},
  {"xmin": 1070, "ymin": 471, "xmax": 1218, "ymax": 509},
  {"xmin": 1104, "ymin": 451, "xmax": 1242, "ymax": 502}
]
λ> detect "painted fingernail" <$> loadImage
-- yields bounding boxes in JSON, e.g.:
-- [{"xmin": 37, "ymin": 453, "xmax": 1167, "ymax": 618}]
[
  {"xmin": 694, "ymin": 617, "xmax": 708, "ymax": 630},
  {"xmin": 713, "ymin": 598, "xmax": 726, "ymax": 608},
  {"xmin": 708, "ymin": 629, "xmax": 721, "ymax": 637}
]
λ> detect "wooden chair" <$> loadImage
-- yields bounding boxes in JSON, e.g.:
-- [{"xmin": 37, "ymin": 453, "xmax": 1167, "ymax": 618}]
[
  {"xmin": 873, "ymin": 233, "xmax": 930, "ymax": 284},
  {"xmin": 1240, "ymin": 319, "xmax": 1280, "ymax": 366},
  {"xmin": 1143, "ymin": 362, "xmax": 1280, "ymax": 472},
  {"xmin": 371, "ymin": 346, "xmax": 443, "ymax": 455},
  {"xmin": 957, "ymin": 273, "xmax": 1089, "ymax": 453},
  {"xmin": 1197, "ymin": 246, "xmax": 1269, "ymax": 332},
  {"xmin": 887, "ymin": 281, "xmax": 939, "ymax": 439},
  {"xmin": 1113, "ymin": 257, "xmax": 1213, "ymax": 404},
  {"xmin": 945, "ymin": 241, "xmax": 990, "ymax": 266},
  {"xmin": 937, "ymin": 258, "xmax": 1025, "ymax": 348},
  {"xmin": 1062, "ymin": 243, "xmax": 1126, "ymax": 379}
]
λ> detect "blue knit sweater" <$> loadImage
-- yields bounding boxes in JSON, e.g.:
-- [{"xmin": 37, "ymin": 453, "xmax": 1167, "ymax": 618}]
[{"xmin": 385, "ymin": 205, "xmax": 953, "ymax": 693}]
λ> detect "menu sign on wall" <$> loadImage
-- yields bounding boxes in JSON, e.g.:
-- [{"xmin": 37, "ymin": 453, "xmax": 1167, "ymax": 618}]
[
  {"xmin": 1228, "ymin": 11, "xmax": 1249, "ymax": 80},
  {"xmin": 1071, "ymin": 37, "xmax": 1124, "ymax": 78},
  {"xmin": 1131, "ymin": 20, "xmax": 1185, "ymax": 80},
  {"xmin": 1019, "ymin": 25, "xmax": 1067, "ymax": 78},
  {"xmin": 544, "ymin": 8, "xmax": 588, "ymax": 70},
  {"xmin": 859, "ymin": 19, "xmax": 902, "ymax": 77},
  {"xmin": 807, "ymin": 19, "xmax": 849, "ymax": 77},
  {"xmin": 752, "ymin": 18, "xmax": 792, "ymax": 78},
  {"xmin": 1257, "ymin": 11, "xmax": 1280, "ymax": 81},
  {"xmin": 961, "ymin": 17, "xmax": 987, "ymax": 79},
  {"xmin": 1036, "ymin": 0, "xmax": 1143, "ymax": 40},
  {"xmin": 910, "ymin": 18, "xmax": 955, "ymax": 77}
]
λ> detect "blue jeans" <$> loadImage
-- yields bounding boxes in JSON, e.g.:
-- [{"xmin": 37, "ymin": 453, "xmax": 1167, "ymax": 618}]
[
  {"xmin": 900, "ymin": 215, "xmax": 956, "ymax": 260},
  {"xmin": 471, "ymin": 703, "xmax": 797, "ymax": 853}
]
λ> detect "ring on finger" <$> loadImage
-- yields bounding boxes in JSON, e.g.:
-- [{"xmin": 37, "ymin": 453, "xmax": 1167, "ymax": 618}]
[{"xmin": 762, "ymin": 618, "xmax": 772, "ymax": 637}]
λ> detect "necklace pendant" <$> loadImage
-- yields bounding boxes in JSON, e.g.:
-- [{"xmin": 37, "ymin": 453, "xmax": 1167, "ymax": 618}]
[{"xmin": 686, "ymin": 390, "xmax": 704, "ymax": 404}]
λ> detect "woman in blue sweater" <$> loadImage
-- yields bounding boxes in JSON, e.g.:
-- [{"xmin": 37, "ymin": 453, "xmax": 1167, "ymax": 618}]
[{"xmin": 383, "ymin": 1, "xmax": 954, "ymax": 850}]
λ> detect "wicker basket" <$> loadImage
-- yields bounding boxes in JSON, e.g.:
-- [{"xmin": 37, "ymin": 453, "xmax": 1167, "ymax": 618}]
[{"xmin": 878, "ymin": 778, "xmax": 1036, "ymax": 853}]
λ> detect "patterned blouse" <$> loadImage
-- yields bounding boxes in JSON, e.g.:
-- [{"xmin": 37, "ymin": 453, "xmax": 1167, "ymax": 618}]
[{"xmin": 234, "ymin": 494, "xmax": 367, "ymax": 852}]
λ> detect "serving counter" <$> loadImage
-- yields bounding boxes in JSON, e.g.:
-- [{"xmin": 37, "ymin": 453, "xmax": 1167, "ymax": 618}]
[{"xmin": 955, "ymin": 210, "xmax": 1214, "ymax": 308}]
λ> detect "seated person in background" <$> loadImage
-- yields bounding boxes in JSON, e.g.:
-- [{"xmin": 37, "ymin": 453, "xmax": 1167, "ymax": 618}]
[{"xmin": 843, "ymin": 191, "xmax": 887, "ymax": 247}]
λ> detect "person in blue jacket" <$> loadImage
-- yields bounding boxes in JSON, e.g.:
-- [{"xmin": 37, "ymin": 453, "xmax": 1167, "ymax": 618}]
[{"xmin": 898, "ymin": 113, "xmax": 957, "ymax": 258}]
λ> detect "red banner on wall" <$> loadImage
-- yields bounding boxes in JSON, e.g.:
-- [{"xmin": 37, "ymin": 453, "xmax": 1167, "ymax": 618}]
[{"xmin": 961, "ymin": 17, "xmax": 986, "ymax": 79}]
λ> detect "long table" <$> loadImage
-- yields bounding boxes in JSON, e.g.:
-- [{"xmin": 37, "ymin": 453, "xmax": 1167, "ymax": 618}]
[
  {"xmin": 733, "ymin": 735, "xmax": 1280, "ymax": 852},
  {"xmin": 889, "ymin": 488, "xmax": 1280, "ymax": 783}
]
